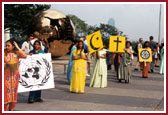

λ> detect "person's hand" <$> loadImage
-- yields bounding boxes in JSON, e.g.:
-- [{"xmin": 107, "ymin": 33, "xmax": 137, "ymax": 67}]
[
  {"xmin": 85, "ymin": 56, "xmax": 88, "ymax": 60},
  {"xmin": 5, "ymin": 55, "xmax": 10, "ymax": 62}
]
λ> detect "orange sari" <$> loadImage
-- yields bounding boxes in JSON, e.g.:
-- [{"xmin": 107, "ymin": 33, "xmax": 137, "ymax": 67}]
[
  {"xmin": 141, "ymin": 62, "xmax": 150, "ymax": 78},
  {"xmin": 4, "ymin": 50, "xmax": 24, "ymax": 104}
]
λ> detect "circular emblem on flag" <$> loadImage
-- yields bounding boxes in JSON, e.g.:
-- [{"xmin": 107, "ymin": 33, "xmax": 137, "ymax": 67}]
[
  {"xmin": 140, "ymin": 50, "xmax": 150, "ymax": 60},
  {"xmin": 19, "ymin": 57, "xmax": 51, "ymax": 88}
]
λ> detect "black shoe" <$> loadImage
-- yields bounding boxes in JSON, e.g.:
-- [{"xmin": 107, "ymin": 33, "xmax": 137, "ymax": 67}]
[
  {"xmin": 35, "ymin": 98, "xmax": 44, "ymax": 102},
  {"xmin": 28, "ymin": 99, "xmax": 35, "ymax": 104},
  {"xmin": 107, "ymin": 66, "xmax": 111, "ymax": 70},
  {"xmin": 151, "ymin": 69, "xmax": 154, "ymax": 73},
  {"xmin": 142, "ymin": 76, "xmax": 148, "ymax": 78}
]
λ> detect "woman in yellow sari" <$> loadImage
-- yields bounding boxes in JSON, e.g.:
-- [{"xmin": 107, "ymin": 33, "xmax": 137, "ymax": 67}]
[{"xmin": 70, "ymin": 40, "xmax": 87, "ymax": 93}]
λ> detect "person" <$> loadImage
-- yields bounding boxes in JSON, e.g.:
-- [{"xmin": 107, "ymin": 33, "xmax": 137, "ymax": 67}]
[
  {"xmin": 4, "ymin": 40, "xmax": 27, "ymax": 111},
  {"xmin": 149, "ymin": 36, "xmax": 157, "ymax": 73},
  {"xmin": 140, "ymin": 41, "xmax": 151, "ymax": 78},
  {"xmin": 79, "ymin": 37, "xmax": 90, "ymax": 76},
  {"xmin": 70, "ymin": 40, "xmax": 88, "ymax": 93},
  {"xmin": 29, "ymin": 31, "xmax": 44, "ymax": 51},
  {"xmin": 154, "ymin": 43, "xmax": 160, "ymax": 67},
  {"xmin": 126, "ymin": 37, "xmax": 134, "ymax": 60},
  {"xmin": 21, "ymin": 35, "xmax": 33, "ymax": 54},
  {"xmin": 134, "ymin": 38, "xmax": 143, "ymax": 70},
  {"xmin": 159, "ymin": 43, "xmax": 164, "ymax": 74},
  {"xmin": 66, "ymin": 40, "xmax": 78, "ymax": 84},
  {"xmin": 89, "ymin": 44, "xmax": 107, "ymax": 88},
  {"xmin": 41, "ymin": 39, "xmax": 49, "ymax": 53},
  {"xmin": 28, "ymin": 40, "xmax": 45, "ymax": 103},
  {"xmin": 118, "ymin": 41, "xmax": 132, "ymax": 83},
  {"xmin": 113, "ymin": 52, "xmax": 121, "ymax": 78},
  {"xmin": 106, "ymin": 48, "xmax": 112, "ymax": 70}
]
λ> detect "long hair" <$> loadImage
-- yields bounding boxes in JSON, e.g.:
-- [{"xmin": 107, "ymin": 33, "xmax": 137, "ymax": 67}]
[
  {"xmin": 73, "ymin": 39, "xmax": 79, "ymax": 45},
  {"xmin": 33, "ymin": 40, "xmax": 41, "ymax": 50},
  {"xmin": 143, "ymin": 41, "xmax": 149, "ymax": 48},
  {"xmin": 6, "ymin": 39, "xmax": 15, "ymax": 47},
  {"xmin": 76, "ymin": 40, "xmax": 84, "ymax": 50},
  {"xmin": 126, "ymin": 41, "xmax": 132, "ymax": 47},
  {"xmin": 5, "ymin": 39, "xmax": 17, "ymax": 51}
]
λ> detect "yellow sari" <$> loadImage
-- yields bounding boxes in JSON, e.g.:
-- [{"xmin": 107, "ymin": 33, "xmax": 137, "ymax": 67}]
[{"xmin": 70, "ymin": 49, "xmax": 86, "ymax": 93}]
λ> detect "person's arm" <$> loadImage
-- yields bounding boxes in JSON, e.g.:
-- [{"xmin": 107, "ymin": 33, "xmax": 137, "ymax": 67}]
[
  {"xmin": 81, "ymin": 49, "xmax": 88, "ymax": 60},
  {"xmin": 103, "ymin": 53, "xmax": 106, "ymax": 59},
  {"xmin": 14, "ymin": 41, "xmax": 27, "ymax": 57},
  {"xmin": 113, "ymin": 53, "xmax": 116, "ymax": 58},
  {"xmin": 118, "ymin": 53, "xmax": 121, "ymax": 64},
  {"xmin": 96, "ymin": 50, "xmax": 105, "ymax": 59},
  {"xmin": 127, "ymin": 50, "xmax": 133, "ymax": 56},
  {"xmin": 125, "ymin": 48, "xmax": 132, "ymax": 56},
  {"xmin": 83, "ymin": 54, "xmax": 88, "ymax": 60},
  {"xmin": 21, "ymin": 42, "xmax": 25, "ymax": 51},
  {"xmin": 72, "ymin": 50, "xmax": 81, "ymax": 60},
  {"xmin": 96, "ymin": 51, "xmax": 100, "ymax": 59},
  {"xmin": 72, "ymin": 55, "xmax": 82, "ymax": 60}
]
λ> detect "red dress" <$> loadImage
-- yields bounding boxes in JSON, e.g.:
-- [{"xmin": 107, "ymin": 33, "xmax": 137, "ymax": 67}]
[{"xmin": 4, "ymin": 50, "xmax": 23, "ymax": 104}]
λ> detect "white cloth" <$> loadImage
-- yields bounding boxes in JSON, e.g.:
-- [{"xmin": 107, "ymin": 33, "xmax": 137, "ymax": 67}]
[
  {"xmin": 130, "ymin": 46, "xmax": 134, "ymax": 60},
  {"xmin": 138, "ymin": 43, "xmax": 142, "ymax": 49},
  {"xmin": 18, "ymin": 53, "xmax": 55, "ymax": 93},
  {"xmin": 84, "ymin": 40, "xmax": 88, "ymax": 45},
  {"xmin": 21, "ymin": 41, "xmax": 30, "ymax": 54}
]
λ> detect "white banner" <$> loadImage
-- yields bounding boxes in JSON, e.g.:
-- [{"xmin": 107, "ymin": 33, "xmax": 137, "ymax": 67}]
[{"xmin": 18, "ymin": 53, "xmax": 55, "ymax": 93}]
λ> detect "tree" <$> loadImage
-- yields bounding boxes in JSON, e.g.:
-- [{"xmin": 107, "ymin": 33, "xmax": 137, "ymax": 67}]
[
  {"xmin": 131, "ymin": 40, "xmax": 139, "ymax": 56},
  {"xmin": 87, "ymin": 23, "xmax": 119, "ymax": 48},
  {"xmin": 67, "ymin": 14, "xmax": 88, "ymax": 38},
  {"xmin": 68, "ymin": 14, "xmax": 120, "ymax": 48},
  {"xmin": 4, "ymin": 4, "xmax": 51, "ymax": 43}
]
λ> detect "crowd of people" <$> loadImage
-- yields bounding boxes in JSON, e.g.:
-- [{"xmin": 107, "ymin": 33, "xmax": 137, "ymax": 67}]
[
  {"xmin": 4, "ymin": 33, "xmax": 164, "ymax": 111},
  {"xmin": 67, "ymin": 36, "xmax": 164, "ymax": 92}
]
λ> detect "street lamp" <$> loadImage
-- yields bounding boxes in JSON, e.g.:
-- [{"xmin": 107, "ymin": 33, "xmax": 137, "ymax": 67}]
[{"xmin": 158, "ymin": 4, "xmax": 162, "ymax": 43}]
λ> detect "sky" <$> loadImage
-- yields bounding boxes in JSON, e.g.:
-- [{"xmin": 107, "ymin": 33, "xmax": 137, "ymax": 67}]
[{"xmin": 50, "ymin": 3, "xmax": 165, "ymax": 42}]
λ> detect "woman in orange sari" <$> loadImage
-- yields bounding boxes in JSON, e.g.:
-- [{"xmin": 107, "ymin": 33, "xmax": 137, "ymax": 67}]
[
  {"xmin": 4, "ymin": 40, "xmax": 27, "ymax": 111},
  {"xmin": 141, "ymin": 41, "xmax": 151, "ymax": 78}
]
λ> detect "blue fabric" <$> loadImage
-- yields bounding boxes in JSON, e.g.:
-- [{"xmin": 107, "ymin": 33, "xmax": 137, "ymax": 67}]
[
  {"xmin": 29, "ymin": 49, "xmax": 45, "ymax": 54},
  {"xmin": 29, "ymin": 90, "xmax": 41, "ymax": 100},
  {"xmin": 44, "ymin": 46, "xmax": 48, "ymax": 53},
  {"xmin": 66, "ymin": 46, "xmax": 77, "ymax": 83},
  {"xmin": 149, "ymin": 41, "xmax": 157, "ymax": 51},
  {"xmin": 83, "ymin": 43, "xmax": 89, "ymax": 53}
]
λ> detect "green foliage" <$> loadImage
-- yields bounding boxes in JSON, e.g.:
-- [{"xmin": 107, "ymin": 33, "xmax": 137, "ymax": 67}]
[
  {"xmin": 4, "ymin": 4, "xmax": 51, "ymax": 44},
  {"xmin": 88, "ymin": 24, "xmax": 119, "ymax": 48},
  {"xmin": 68, "ymin": 14, "xmax": 119, "ymax": 47},
  {"xmin": 5, "ymin": 5, "xmax": 131, "ymax": 48},
  {"xmin": 131, "ymin": 41, "xmax": 139, "ymax": 51},
  {"xmin": 67, "ymin": 14, "xmax": 88, "ymax": 38}
]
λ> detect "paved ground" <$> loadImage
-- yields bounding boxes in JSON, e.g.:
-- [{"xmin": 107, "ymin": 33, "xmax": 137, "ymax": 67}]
[{"xmin": 15, "ymin": 56, "xmax": 165, "ymax": 111}]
